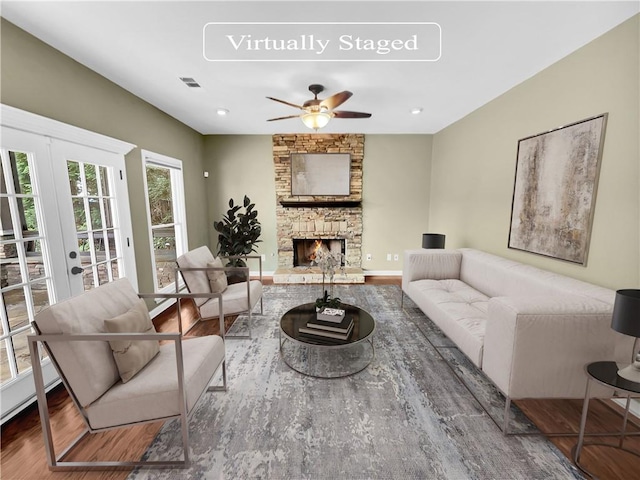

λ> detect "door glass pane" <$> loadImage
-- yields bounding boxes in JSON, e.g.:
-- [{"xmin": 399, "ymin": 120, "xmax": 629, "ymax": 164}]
[
  {"xmin": 68, "ymin": 160, "xmax": 83, "ymax": 195},
  {"xmin": 73, "ymin": 198, "xmax": 87, "ymax": 231},
  {"xmin": 111, "ymin": 260, "xmax": 120, "ymax": 280},
  {"xmin": 84, "ymin": 164, "xmax": 98, "ymax": 196},
  {"xmin": 93, "ymin": 231, "xmax": 107, "ymax": 261},
  {"xmin": 152, "ymin": 226, "xmax": 176, "ymax": 289},
  {"xmin": 27, "ymin": 241, "xmax": 46, "ymax": 282},
  {"xmin": 0, "ymin": 243, "xmax": 23, "ymax": 287},
  {"xmin": 0, "ymin": 340, "xmax": 10, "ymax": 383},
  {"xmin": 103, "ymin": 199, "xmax": 113, "ymax": 228},
  {"xmin": 99, "ymin": 166, "xmax": 110, "ymax": 196},
  {"xmin": 12, "ymin": 331, "xmax": 32, "ymax": 375},
  {"xmin": 146, "ymin": 165, "xmax": 173, "ymax": 225},
  {"xmin": 3, "ymin": 286, "xmax": 29, "ymax": 332},
  {"xmin": 97, "ymin": 263, "xmax": 111, "ymax": 286},
  {"xmin": 82, "ymin": 268, "xmax": 96, "ymax": 290},
  {"xmin": 88, "ymin": 199, "xmax": 102, "ymax": 229},
  {"xmin": 31, "ymin": 280, "xmax": 50, "ymax": 315}
]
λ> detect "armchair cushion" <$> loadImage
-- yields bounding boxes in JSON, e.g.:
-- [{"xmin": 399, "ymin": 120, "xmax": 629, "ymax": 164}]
[
  {"xmin": 86, "ymin": 335, "xmax": 224, "ymax": 429},
  {"xmin": 104, "ymin": 299, "xmax": 160, "ymax": 383},
  {"xmin": 199, "ymin": 280, "xmax": 263, "ymax": 319},
  {"xmin": 177, "ymin": 246, "xmax": 216, "ymax": 306},
  {"xmin": 33, "ymin": 278, "xmax": 139, "ymax": 407},
  {"xmin": 207, "ymin": 257, "xmax": 228, "ymax": 294}
]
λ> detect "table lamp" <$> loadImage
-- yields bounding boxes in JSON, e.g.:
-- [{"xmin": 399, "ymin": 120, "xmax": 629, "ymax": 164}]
[
  {"xmin": 610, "ymin": 289, "xmax": 640, "ymax": 383},
  {"xmin": 422, "ymin": 233, "xmax": 445, "ymax": 249}
]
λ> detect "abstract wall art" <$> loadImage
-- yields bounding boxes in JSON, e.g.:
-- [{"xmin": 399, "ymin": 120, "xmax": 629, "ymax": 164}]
[{"xmin": 508, "ymin": 114, "xmax": 608, "ymax": 264}]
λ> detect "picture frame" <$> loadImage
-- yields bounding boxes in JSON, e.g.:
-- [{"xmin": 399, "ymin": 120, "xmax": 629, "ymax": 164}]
[
  {"xmin": 291, "ymin": 153, "xmax": 351, "ymax": 196},
  {"xmin": 508, "ymin": 113, "xmax": 608, "ymax": 265}
]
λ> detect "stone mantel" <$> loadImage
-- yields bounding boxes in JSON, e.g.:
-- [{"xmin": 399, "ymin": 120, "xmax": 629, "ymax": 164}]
[{"xmin": 279, "ymin": 200, "xmax": 362, "ymax": 208}]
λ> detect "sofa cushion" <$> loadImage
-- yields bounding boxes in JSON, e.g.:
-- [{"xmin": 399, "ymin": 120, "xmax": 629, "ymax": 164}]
[
  {"xmin": 86, "ymin": 335, "xmax": 225, "ymax": 429},
  {"xmin": 406, "ymin": 279, "xmax": 488, "ymax": 366},
  {"xmin": 104, "ymin": 299, "xmax": 160, "ymax": 383},
  {"xmin": 33, "ymin": 278, "xmax": 139, "ymax": 407}
]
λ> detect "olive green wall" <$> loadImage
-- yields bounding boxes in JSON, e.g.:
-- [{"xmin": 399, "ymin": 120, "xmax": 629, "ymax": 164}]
[
  {"xmin": 202, "ymin": 134, "xmax": 432, "ymax": 273},
  {"xmin": 203, "ymin": 135, "xmax": 278, "ymax": 271},
  {"xmin": 0, "ymin": 19, "xmax": 208, "ymax": 293},
  {"xmin": 430, "ymin": 15, "xmax": 640, "ymax": 289},
  {"xmin": 362, "ymin": 135, "xmax": 432, "ymax": 271}
]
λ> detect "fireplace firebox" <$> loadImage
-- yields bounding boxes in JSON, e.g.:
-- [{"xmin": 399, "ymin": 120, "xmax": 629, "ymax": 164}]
[{"xmin": 293, "ymin": 239, "xmax": 346, "ymax": 267}]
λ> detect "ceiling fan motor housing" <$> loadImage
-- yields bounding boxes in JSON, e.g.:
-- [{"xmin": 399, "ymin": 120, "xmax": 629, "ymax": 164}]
[{"xmin": 308, "ymin": 84, "xmax": 325, "ymax": 96}]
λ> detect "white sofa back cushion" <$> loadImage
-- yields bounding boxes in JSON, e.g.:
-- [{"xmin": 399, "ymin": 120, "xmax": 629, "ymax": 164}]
[
  {"xmin": 459, "ymin": 249, "xmax": 614, "ymax": 305},
  {"xmin": 34, "ymin": 278, "xmax": 140, "ymax": 407}
]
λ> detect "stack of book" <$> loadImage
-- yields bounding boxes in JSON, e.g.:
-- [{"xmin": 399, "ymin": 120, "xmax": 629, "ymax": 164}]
[{"xmin": 299, "ymin": 308, "xmax": 354, "ymax": 342}]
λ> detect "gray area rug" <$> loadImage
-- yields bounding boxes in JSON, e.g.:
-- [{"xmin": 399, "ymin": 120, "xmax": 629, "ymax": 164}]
[{"xmin": 129, "ymin": 284, "xmax": 582, "ymax": 479}]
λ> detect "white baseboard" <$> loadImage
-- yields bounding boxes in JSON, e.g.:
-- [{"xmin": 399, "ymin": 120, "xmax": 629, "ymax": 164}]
[
  {"xmin": 613, "ymin": 398, "xmax": 640, "ymax": 419},
  {"xmin": 363, "ymin": 270, "xmax": 402, "ymax": 276}
]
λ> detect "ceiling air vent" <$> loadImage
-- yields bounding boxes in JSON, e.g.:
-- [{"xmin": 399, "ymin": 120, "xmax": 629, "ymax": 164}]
[{"xmin": 179, "ymin": 77, "xmax": 201, "ymax": 88}]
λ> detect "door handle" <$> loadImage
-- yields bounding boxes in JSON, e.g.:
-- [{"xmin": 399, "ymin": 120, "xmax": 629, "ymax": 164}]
[{"xmin": 71, "ymin": 266, "xmax": 83, "ymax": 275}]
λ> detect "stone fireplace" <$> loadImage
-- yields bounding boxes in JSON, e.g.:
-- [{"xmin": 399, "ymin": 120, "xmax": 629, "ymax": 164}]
[{"xmin": 272, "ymin": 133, "xmax": 365, "ymax": 284}]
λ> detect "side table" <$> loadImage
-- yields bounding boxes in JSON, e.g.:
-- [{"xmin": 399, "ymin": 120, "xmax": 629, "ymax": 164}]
[{"xmin": 573, "ymin": 361, "xmax": 640, "ymax": 478}]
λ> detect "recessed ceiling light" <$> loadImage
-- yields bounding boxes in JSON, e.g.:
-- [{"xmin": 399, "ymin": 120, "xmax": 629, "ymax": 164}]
[
  {"xmin": 216, "ymin": 108, "xmax": 229, "ymax": 116},
  {"xmin": 410, "ymin": 107, "xmax": 423, "ymax": 115}
]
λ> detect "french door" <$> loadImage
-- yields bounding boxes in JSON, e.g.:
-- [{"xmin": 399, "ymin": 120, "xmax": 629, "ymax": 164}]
[{"xmin": 0, "ymin": 108, "xmax": 136, "ymax": 421}]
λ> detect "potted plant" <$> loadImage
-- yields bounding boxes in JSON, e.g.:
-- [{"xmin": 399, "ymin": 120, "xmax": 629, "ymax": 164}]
[
  {"xmin": 213, "ymin": 195, "xmax": 262, "ymax": 279},
  {"xmin": 315, "ymin": 290, "xmax": 342, "ymax": 311}
]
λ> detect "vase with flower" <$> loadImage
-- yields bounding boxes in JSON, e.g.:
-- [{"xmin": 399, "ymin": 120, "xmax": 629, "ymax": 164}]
[{"xmin": 311, "ymin": 245, "xmax": 346, "ymax": 310}]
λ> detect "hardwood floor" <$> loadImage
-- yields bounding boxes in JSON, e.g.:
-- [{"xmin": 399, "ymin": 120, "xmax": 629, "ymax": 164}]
[{"xmin": 2, "ymin": 277, "xmax": 639, "ymax": 479}]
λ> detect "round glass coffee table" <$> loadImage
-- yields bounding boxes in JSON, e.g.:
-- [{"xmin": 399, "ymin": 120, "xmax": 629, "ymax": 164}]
[{"xmin": 279, "ymin": 303, "xmax": 376, "ymax": 378}]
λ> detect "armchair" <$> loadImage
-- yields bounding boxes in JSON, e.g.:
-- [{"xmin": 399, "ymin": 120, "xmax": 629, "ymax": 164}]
[
  {"xmin": 176, "ymin": 246, "xmax": 263, "ymax": 339},
  {"xmin": 27, "ymin": 278, "xmax": 226, "ymax": 470}
]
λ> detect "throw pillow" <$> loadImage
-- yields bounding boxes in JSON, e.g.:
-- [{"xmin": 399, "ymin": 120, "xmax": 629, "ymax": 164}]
[
  {"xmin": 104, "ymin": 299, "xmax": 159, "ymax": 383},
  {"xmin": 207, "ymin": 257, "xmax": 228, "ymax": 294}
]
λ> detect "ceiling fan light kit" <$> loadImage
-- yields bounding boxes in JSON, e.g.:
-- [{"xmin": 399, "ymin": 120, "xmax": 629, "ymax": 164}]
[
  {"xmin": 267, "ymin": 84, "xmax": 372, "ymax": 131},
  {"xmin": 301, "ymin": 111, "xmax": 332, "ymax": 130}
]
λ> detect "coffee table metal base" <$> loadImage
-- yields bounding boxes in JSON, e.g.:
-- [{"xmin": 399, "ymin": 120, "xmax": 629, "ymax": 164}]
[{"xmin": 279, "ymin": 335, "xmax": 375, "ymax": 379}]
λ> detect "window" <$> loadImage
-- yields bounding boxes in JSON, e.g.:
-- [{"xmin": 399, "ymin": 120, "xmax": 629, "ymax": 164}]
[{"xmin": 142, "ymin": 151, "xmax": 188, "ymax": 292}]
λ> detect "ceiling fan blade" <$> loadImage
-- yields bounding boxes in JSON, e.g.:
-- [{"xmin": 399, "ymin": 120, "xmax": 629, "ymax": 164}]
[
  {"xmin": 266, "ymin": 96, "xmax": 305, "ymax": 110},
  {"xmin": 333, "ymin": 110, "xmax": 372, "ymax": 119},
  {"xmin": 267, "ymin": 114, "xmax": 301, "ymax": 122},
  {"xmin": 320, "ymin": 91, "xmax": 353, "ymax": 110}
]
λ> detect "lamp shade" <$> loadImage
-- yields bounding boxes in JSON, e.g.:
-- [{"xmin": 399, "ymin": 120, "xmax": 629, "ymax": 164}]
[
  {"xmin": 611, "ymin": 289, "xmax": 640, "ymax": 337},
  {"xmin": 422, "ymin": 233, "xmax": 445, "ymax": 249}
]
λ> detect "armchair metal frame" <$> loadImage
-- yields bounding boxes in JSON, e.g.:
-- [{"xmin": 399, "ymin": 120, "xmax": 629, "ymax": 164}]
[
  {"xmin": 27, "ymin": 292, "xmax": 226, "ymax": 471},
  {"xmin": 176, "ymin": 254, "xmax": 263, "ymax": 339}
]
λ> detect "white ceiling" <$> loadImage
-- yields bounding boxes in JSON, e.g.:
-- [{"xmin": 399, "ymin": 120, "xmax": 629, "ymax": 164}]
[{"xmin": 2, "ymin": 1, "xmax": 638, "ymax": 135}]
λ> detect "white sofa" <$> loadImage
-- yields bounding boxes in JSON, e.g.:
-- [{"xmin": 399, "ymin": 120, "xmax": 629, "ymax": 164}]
[{"xmin": 402, "ymin": 248, "xmax": 632, "ymax": 406}]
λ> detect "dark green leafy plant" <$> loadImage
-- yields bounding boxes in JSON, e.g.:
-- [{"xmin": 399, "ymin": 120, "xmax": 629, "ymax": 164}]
[
  {"xmin": 315, "ymin": 290, "xmax": 341, "ymax": 310},
  {"xmin": 213, "ymin": 195, "xmax": 262, "ymax": 267}
]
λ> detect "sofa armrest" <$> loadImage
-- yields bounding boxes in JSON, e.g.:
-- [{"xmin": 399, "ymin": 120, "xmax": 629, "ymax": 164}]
[
  {"xmin": 402, "ymin": 249, "xmax": 462, "ymax": 291},
  {"xmin": 482, "ymin": 296, "xmax": 633, "ymax": 399}
]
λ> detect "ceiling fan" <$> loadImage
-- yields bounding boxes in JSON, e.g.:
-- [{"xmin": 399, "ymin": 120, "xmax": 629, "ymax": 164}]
[{"xmin": 266, "ymin": 84, "xmax": 372, "ymax": 130}]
